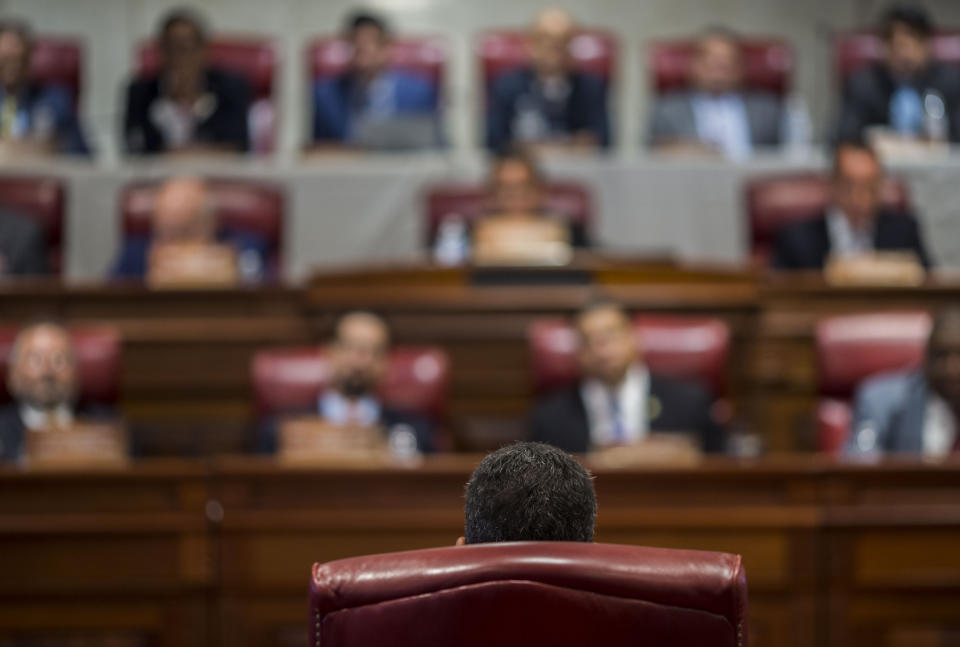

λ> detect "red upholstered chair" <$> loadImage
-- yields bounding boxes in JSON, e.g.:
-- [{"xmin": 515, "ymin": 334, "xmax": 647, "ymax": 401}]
[
  {"xmin": 529, "ymin": 316, "xmax": 730, "ymax": 397},
  {"xmin": 745, "ymin": 172, "xmax": 911, "ymax": 266},
  {"xmin": 136, "ymin": 38, "xmax": 278, "ymax": 153},
  {"xmin": 309, "ymin": 542, "xmax": 749, "ymax": 647},
  {"xmin": 251, "ymin": 345, "xmax": 450, "ymax": 425},
  {"xmin": 30, "ymin": 37, "xmax": 83, "ymax": 100},
  {"xmin": 119, "ymin": 179, "xmax": 285, "ymax": 273},
  {"xmin": 423, "ymin": 181, "xmax": 594, "ymax": 247},
  {"xmin": 0, "ymin": 326, "xmax": 121, "ymax": 406},
  {"xmin": 649, "ymin": 38, "xmax": 793, "ymax": 96},
  {"xmin": 815, "ymin": 311, "xmax": 932, "ymax": 453},
  {"xmin": 0, "ymin": 176, "xmax": 66, "ymax": 275},
  {"xmin": 834, "ymin": 30, "xmax": 960, "ymax": 84},
  {"xmin": 307, "ymin": 36, "xmax": 447, "ymax": 93}
]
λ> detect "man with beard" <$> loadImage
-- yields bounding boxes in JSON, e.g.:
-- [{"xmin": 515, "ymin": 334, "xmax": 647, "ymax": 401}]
[{"xmin": 254, "ymin": 311, "xmax": 435, "ymax": 454}]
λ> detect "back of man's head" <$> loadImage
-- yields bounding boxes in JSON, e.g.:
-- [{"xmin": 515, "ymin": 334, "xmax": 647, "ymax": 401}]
[{"xmin": 464, "ymin": 441, "xmax": 597, "ymax": 544}]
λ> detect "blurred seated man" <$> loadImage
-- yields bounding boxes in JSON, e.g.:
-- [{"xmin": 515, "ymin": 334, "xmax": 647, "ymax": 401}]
[
  {"xmin": 123, "ymin": 7, "xmax": 251, "ymax": 155},
  {"xmin": 0, "ymin": 322, "xmax": 114, "ymax": 461},
  {"xmin": 0, "ymin": 209, "xmax": 48, "ymax": 276},
  {"xmin": 0, "ymin": 18, "xmax": 89, "ymax": 156},
  {"xmin": 110, "ymin": 177, "xmax": 267, "ymax": 283},
  {"xmin": 530, "ymin": 301, "xmax": 724, "ymax": 455},
  {"xmin": 772, "ymin": 143, "xmax": 931, "ymax": 271},
  {"xmin": 847, "ymin": 308, "xmax": 960, "ymax": 456},
  {"xmin": 647, "ymin": 27, "xmax": 786, "ymax": 159},
  {"xmin": 255, "ymin": 311, "xmax": 435, "ymax": 454},
  {"xmin": 485, "ymin": 8, "xmax": 609, "ymax": 154},
  {"xmin": 836, "ymin": 4, "xmax": 960, "ymax": 145},
  {"xmin": 457, "ymin": 441, "xmax": 596, "ymax": 545},
  {"xmin": 311, "ymin": 11, "xmax": 439, "ymax": 150}
]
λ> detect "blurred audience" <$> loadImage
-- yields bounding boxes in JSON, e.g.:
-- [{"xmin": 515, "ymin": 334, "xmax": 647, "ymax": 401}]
[
  {"xmin": 0, "ymin": 208, "xmax": 47, "ymax": 277},
  {"xmin": 312, "ymin": 11, "xmax": 439, "ymax": 150},
  {"xmin": 0, "ymin": 18, "xmax": 89, "ymax": 156},
  {"xmin": 123, "ymin": 8, "xmax": 251, "ymax": 156},
  {"xmin": 530, "ymin": 301, "xmax": 724, "ymax": 454},
  {"xmin": 647, "ymin": 27, "xmax": 789, "ymax": 159},
  {"xmin": 110, "ymin": 177, "xmax": 267, "ymax": 282},
  {"xmin": 847, "ymin": 308, "xmax": 960, "ymax": 456},
  {"xmin": 255, "ymin": 311, "xmax": 435, "ymax": 454},
  {"xmin": 772, "ymin": 143, "xmax": 931, "ymax": 270},
  {"xmin": 836, "ymin": 4, "xmax": 960, "ymax": 145},
  {"xmin": 486, "ymin": 8, "xmax": 609, "ymax": 153}
]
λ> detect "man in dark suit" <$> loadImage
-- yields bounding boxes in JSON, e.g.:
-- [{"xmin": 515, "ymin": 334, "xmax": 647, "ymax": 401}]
[
  {"xmin": 122, "ymin": 8, "xmax": 251, "ymax": 155},
  {"xmin": 836, "ymin": 4, "xmax": 960, "ymax": 144},
  {"xmin": 648, "ymin": 27, "xmax": 788, "ymax": 159},
  {"xmin": 0, "ymin": 209, "xmax": 48, "ymax": 277},
  {"xmin": 530, "ymin": 301, "xmax": 724, "ymax": 454},
  {"xmin": 486, "ymin": 9, "xmax": 609, "ymax": 153},
  {"xmin": 255, "ymin": 311, "xmax": 435, "ymax": 454},
  {"xmin": 772, "ymin": 143, "xmax": 931, "ymax": 270}
]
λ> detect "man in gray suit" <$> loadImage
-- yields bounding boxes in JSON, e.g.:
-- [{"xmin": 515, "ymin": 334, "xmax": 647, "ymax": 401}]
[
  {"xmin": 847, "ymin": 308, "xmax": 960, "ymax": 457},
  {"xmin": 0, "ymin": 209, "xmax": 48, "ymax": 276},
  {"xmin": 647, "ymin": 27, "xmax": 786, "ymax": 159}
]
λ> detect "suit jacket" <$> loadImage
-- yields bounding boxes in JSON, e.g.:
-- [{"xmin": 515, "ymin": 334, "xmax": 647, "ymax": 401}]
[
  {"xmin": 530, "ymin": 374, "xmax": 724, "ymax": 454},
  {"xmin": 312, "ymin": 70, "xmax": 438, "ymax": 143},
  {"xmin": 835, "ymin": 62, "xmax": 960, "ymax": 144},
  {"xmin": 0, "ymin": 403, "xmax": 118, "ymax": 462},
  {"xmin": 847, "ymin": 370, "xmax": 931, "ymax": 454},
  {"xmin": 486, "ymin": 68, "xmax": 610, "ymax": 153},
  {"xmin": 0, "ymin": 209, "xmax": 49, "ymax": 277},
  {"xmin": 109, "ymin": 231, "xmax": 270, "ymax": 281},
  {"xmin": 647, "ymin": 90, "xmax": 784, "ymax": 148},
  {"xmin": 0, "ymin": 83, "xmax": 90, "ymax": 155},
  {"xmin": 771, "ymin": 210, "xmax": 932, "ymax": 270},
  {"xmin": 123, "ymin": 67, "xmax": 251, "ymax": 154}
]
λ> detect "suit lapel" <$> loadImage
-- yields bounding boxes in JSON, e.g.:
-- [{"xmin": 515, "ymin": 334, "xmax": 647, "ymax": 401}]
[
  {"xmin": 570, "ymin": 387, "xmax": 594, "ymax": 453},
  {"xmin": 893, "ymin": 375, "xmax": 928, "ymax": 453}
]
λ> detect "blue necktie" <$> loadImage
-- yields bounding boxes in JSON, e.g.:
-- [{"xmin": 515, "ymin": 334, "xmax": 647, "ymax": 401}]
[
  {"xmin": 890, "ymin": 86, "xmax": 924, "ymax": 135},
  {"xmin": 609, "ymin": 391, "xmax": 625, "ymax": 444}
]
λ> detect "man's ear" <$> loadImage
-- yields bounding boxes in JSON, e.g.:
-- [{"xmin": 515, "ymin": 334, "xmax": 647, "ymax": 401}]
[{"xmin": 455, "ymin": 536, "xmax": 466, "ymax": 546}]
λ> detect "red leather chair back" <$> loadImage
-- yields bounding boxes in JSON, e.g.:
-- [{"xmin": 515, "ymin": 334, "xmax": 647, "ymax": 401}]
[
  {"xmin": 0, "ymin": 176, "xmax": 66, "ymax": 275},
  {"xmin": 815, "ymin": 311, "xmax": 932, "ymax": 452},
  {"xmin": 423, "ymin": 181, "xmax": 593, "ymax": 247},
  {"xmin": 529, "ymin": 316, "xmax": 730, "ymax": 396},
  {"xmin": 0, "ymin": 326, "xmax": 121, "ymax": 406},
  {"xmin": 649, "ymin": 38, "xmax": 793, "ymax": 96},
  {"xmin": 30, "ymin": 37, "xmax": 83, "ymax": 100},
  {"xmin": 479, "ymin": 29, "xmax": 617, "ymax": 92},
  {"xmin": 251, "ymin": 345, "xmax": 449, "ymax": 423},
  {"xmin": 834, "ymin": 30, "xmax": 960, "ymax": 84},
  {"xmin": 307, "ymin": 36, "xmax": 447, "ymax": 91},
  {"xmin": 745, "ymin": 173, "xmax": 911, "ymax": 265},
  {"xmin": 310, "ymin": 542, "xmax": 749, "ymax": 647},
  {"xmin": 119, "ymin": 179, "xmax": 285, "ymax": 271}
]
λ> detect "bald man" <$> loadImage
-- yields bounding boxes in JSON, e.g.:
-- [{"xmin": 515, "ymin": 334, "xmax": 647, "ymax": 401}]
[
  {"xmin": 486, "ymin": 8, "xmax": 609, "ymax": 153},
  {"xmin": 110, "ymin": 176, "xmax": 269, "ymax": 280}
]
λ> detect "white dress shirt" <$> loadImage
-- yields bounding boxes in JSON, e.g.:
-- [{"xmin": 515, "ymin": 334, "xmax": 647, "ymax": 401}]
[
  {"xmin": 580, "ymin": 365, "xmax": 650, "ymax": 448},
  {"xmin": 20, "ymin": 404, "xmax": 73, "ymax": 431},
  {"xmin": 318, "ymin": 390, "xmax": 381, "ymax": 427},
  {"xmin": 923, "ymin": 395, "xmax": 958, "ymax": 456},
  {"xmin": 691, "ymin": 93, "xmax": 752, "ymax": 160},
  {"xmin": 827, "ymin": 208, "xmax": 874, "ymax": 258}
]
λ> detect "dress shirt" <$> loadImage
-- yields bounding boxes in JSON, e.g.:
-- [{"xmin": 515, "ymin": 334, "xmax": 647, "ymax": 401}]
[
  {"xmin": 20, "ymin": 403, "xmax": 73, "ymax": 431},
  {"xmin": 319, "ymin": 390, "xmax": 381, "ymax": 427},
  {"xmin": 923, "ymin": 395, "xmax": 958, "ymax": 456},
  {"xmin": 580, "ymin": 364, "xmax": 650, "ymax": 447},
  {"xmin": 692, "ymin": 92, "xmax": 752, "ymax": 159},
  {"xmin": 827, "ymin": 208, "xmax": 874, "ymax": 257}
]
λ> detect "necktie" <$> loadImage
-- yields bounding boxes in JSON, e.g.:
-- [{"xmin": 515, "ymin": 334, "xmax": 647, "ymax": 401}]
[{"xmin": 609, "ymin": 390, "xmax": 625, "ymax": 444}]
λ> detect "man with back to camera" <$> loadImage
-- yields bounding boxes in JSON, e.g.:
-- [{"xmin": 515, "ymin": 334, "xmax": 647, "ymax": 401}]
[
  {"xmin": 486, "ymin": 8, "xmax": 609, "ymax": 154},
  {"xmin": 530, "ymin": 301, "xmax": 724, "ymax": 455},
  {"xmin": 255, "ymin": 311, "xmax": 435, "ymax": 454},
  {"xmin": 771, "ymin": 143, "xmax": 931, "ymax": 270},
  {"xmin": 836, "ymin": 4, "xmax": 960, "ymax": 144},
  {"xmin": 457, "ymin": 441, "xmax": 597, "ymax": 545}
]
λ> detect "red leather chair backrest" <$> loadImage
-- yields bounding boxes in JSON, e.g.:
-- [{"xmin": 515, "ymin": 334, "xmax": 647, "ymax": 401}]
[
  {"xmin": 834, "ymin": 30, "xmax": 960, "ymax": 84},
  {"xmin": 310, "ymin": 542, "xmax": 749, "ymax": 647},
  {"xmin": 0, "ymin": 326, "xmax": 121, "ymax": 406},
  {"xmin": 745, "ymin": 172, "xmax": 911, "ymax": 265},
  {"xmin": 0, "ymin": 176, "xmax": 66, "ymax": 275},
  {"xmin": 529, "ymin": 316, "xmax": 730, "ymax": 396},
  {"xmin": 119, "ymin": 179, "xmax": 285, "ymax": 270},
  {"xmin": 30, "ymin": 37, "xmax": 82, "ymax": 100},
  {"xmin": 423, "ymin": 181, "xmax": 593, "ymax": 247},
  {"xmin": 649, "ymin": 38, "xmax": 793, "ymax": 96},
  {"xmin": 251, "ymin": 345, "xmax": 449, "ymax": 423},
  {"xmin": 815, "ymin": 311, "xmax": 931, "ymax": 453},
  {"xmin": 307, "ymin": 36, "xmax": 447, "ymax": 91},
  {"xmin": 478, "ymin": 29, "xmax": 617, "ymax": 92}
]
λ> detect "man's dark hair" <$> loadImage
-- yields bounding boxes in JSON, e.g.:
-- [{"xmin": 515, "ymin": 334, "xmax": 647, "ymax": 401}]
[
  {"xmin": 159, "ymin": 7, "xmax": 209, "ymax": 45},
  {"xmin": 881, "ymin": 4, "xmax": 934, "ymax": 41},
  {"xmin": 464, "ymin": 442, "xmax": 597, "ymax": 544},
  {"xmin": 0, "ymin": 17, "xmax": 34, "ymax": 50},
  {"xmin": 927, "ymin": 307, "xmax": 960, "ymax": 359},
  {"xmin": 346, "ymin": 11, "xmax": 390, "ymax": 39}
]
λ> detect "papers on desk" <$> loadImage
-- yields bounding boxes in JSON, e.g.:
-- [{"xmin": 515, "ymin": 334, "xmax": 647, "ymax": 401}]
[
  {"xmin": 824, "ymin": 252, "xmax": 925, "ymax": 287},
  {"xmin": 147, "ymin": 243, "xmax": 240, "ymax": 289},
  {"xmin": 585, "ymin": 432, "xmax": 702, "ymax": 469},
  {"xmin": 24, "ymin": 421, "xmax": 128, "ymax": 469}
]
